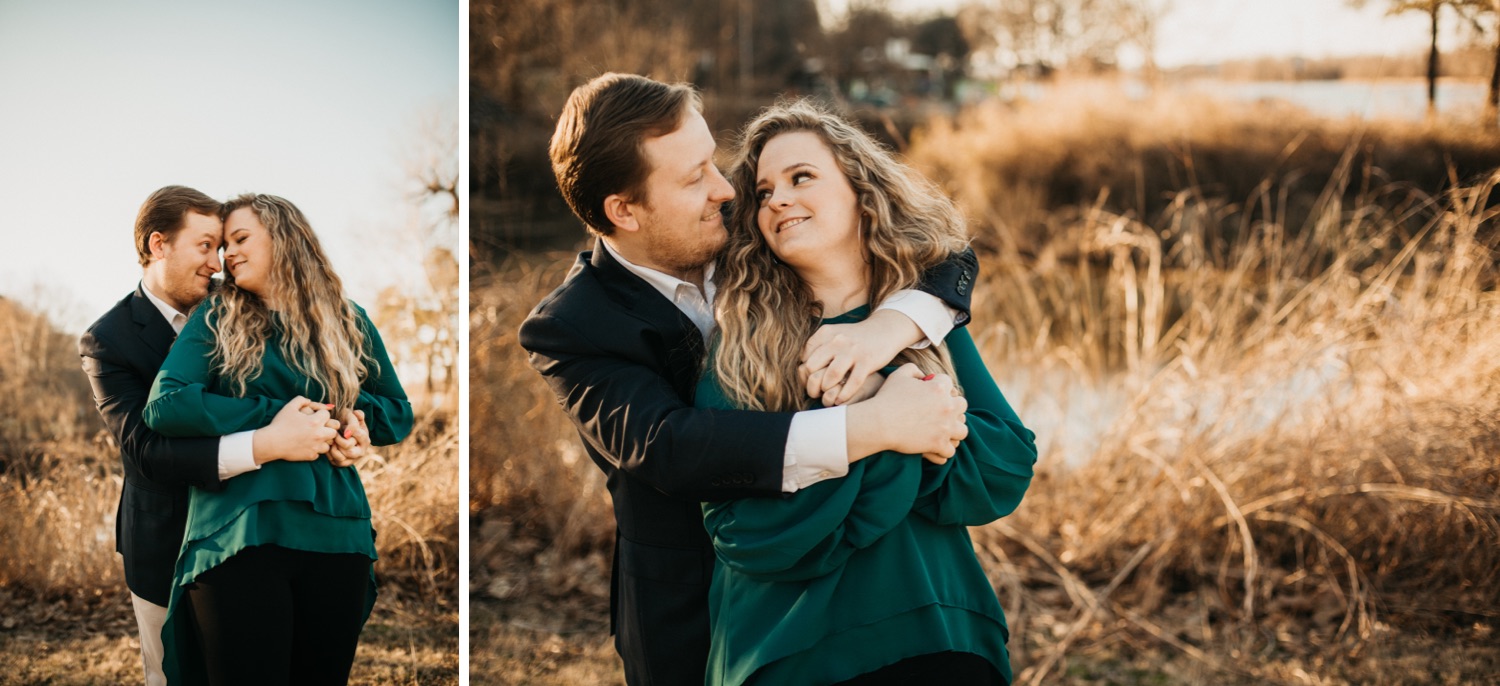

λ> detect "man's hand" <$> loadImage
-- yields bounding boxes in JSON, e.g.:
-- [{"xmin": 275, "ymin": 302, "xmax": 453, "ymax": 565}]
[
  {"xmin": 844, "ymin": 364, "xmax": 967, "ymax": 465},
  {"xmin": 327, "ymin": 408, "xmax": 371, "ymax": 468},
  {"xmin": 252, "ymin": 396, "xmax": 339, "ymax": 464},
  {"xmin": 801, "ymin": 308, "xmax": 922, "ymax": 407}
]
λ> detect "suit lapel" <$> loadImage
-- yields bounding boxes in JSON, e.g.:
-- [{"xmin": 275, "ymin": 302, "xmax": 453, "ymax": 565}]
[
  {"xmin": 587, "ymin": 242, "xmax": 707, "ymax": 396},
  {"xmin": 130, "ymin": 284, "xmax": 176, "ymax": 363}
]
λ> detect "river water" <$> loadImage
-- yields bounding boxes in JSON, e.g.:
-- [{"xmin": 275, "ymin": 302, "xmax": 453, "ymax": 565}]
[{"xmin": 1179, "ymin": 78, "xmax": 1489, "ymax": 121}]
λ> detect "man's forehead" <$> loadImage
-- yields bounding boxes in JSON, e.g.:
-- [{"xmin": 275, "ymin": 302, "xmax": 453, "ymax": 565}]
[
  {"xmin": 644, "ymin": 111, "xmax": 716, "ymax": 174},
  {"xmin": 180, "ymin": 212, "xmax": 223, "ymax": 239}
]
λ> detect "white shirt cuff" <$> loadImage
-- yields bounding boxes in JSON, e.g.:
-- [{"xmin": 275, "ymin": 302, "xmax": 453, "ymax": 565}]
[
  {"xmin": 218, "ymin": 431, "xmax": 260, "ymax": 481},
  {"xmin": 876, "ymin": 289, "xmax": 958, "ymax": 350},
  {"xmin": 782, "ymin": 406, "xmax": 850, "ymax": 493}
]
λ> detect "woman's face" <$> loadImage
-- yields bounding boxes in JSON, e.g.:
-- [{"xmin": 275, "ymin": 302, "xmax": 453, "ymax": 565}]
[
  {"xmin": 222, "ymin": 207, "xmax": 274, "ymax": 299},
  {"xmin": 754, "ymin": 131, "xmax": 862, "ymax": 268}
]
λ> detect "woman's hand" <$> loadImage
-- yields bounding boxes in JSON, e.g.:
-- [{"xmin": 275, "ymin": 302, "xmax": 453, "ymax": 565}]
[
  {"xmin": 253, "ymin": 396, "xmax": 340, "ymax": 465},
  {"xmin": 800, "ymin": 309, "xmax": 921, "ymax": 406},
  {"xmin": 327, "ymin": 408, "xmax": 371, "ymax": 468}
]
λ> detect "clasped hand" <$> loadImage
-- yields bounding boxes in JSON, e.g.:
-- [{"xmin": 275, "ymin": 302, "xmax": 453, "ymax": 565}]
[{"xmin": 261, "ymin": 396, "xmax": 371, "ymax": 467}]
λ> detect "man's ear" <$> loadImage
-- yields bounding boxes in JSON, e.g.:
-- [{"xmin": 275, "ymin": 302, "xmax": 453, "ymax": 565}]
[
  {"xmin": 602, "ymin": 193, "xmax": 640, "ymax": 234},
  {"xmin": 148, "ymin": 231, "xmax": 168, "ymax": 260}
]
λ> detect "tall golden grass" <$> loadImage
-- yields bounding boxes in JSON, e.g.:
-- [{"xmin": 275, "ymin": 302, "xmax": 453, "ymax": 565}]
[
  {"xmin": 471, "ymin": 91, "xmax": 1500, "ymax": 682},
  {"xmin": 0, "ymin": 300, "xmax": 458, "ymax": 609}
]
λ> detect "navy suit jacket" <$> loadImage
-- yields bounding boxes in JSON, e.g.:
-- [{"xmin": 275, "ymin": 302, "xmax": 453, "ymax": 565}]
[
  {"xmin": 79, "ymin": 284, "xmax": 223, "ymax": 606},
  {"xmin": 518, "ymin": 242, "xmax": 977, "ymax": 685}
]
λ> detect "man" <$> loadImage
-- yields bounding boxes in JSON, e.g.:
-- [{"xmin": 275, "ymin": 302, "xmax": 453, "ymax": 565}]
[
  {"xmin": 520, "ymin": 74, "xmax": 979, "ymax": 685},
  {"xmin": 79, "ymin": 185, "xmax": 366, "ymax": 686}
]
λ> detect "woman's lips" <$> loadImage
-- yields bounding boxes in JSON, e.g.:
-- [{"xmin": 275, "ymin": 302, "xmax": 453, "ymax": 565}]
[{"xmin": 777, "ymin": 217, "xmax": 807, "ymax": 232}]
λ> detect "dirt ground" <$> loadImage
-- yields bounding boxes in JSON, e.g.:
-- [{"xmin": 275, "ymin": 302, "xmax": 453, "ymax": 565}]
[
  {"xmin": 466, "ymin": 506, "xmax": 1500, "ymax": 686},
  {"xmin": 0, "ymin": 587, "xmax": 457, "ymax": 685},
  {"xmin": 468, "ymin": 588, "xmax": 1500, "ymax": 686}
]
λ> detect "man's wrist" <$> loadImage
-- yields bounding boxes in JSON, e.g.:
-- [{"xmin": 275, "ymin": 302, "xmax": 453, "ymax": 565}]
[
  {"xmin": 221, "ymin": 431, "xmax": 262, "ymax": 479},
  {"xmin": 843, "ymin": 399, "xmax": 890, "ymax": 463}
]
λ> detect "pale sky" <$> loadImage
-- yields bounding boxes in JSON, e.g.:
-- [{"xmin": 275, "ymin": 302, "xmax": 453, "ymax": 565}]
[
  {"xmin": 0, "ymin": 0, "xmax": 458, "ymax": 333},
  {"xmin": 825, "ymin": 0, "xmax": 1469, "ymax": 68}
]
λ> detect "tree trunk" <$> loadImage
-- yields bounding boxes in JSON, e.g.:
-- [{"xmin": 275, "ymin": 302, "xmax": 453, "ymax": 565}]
[
  {"xmin": 1489, "ymin": 13, "xmax": 1500, "ymax": 129},
  {"xmin": 1427, "ymin": 5, "xmax": 1440, "ymax": 118}
]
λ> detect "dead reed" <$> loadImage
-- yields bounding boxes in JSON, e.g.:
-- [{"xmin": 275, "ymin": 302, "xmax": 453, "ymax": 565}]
[{"xmin": 0, "ymin": 293, "xmax": 459, "ymax": 607}]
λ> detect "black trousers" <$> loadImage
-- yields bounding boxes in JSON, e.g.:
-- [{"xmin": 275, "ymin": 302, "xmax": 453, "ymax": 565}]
[
  {"xmin": 831, "ymin": 651, "xmax": 1005, "ymax": 686},
  {"xmin": 186, "ymin": 544, "xmax": 372, "ymax": 686}
]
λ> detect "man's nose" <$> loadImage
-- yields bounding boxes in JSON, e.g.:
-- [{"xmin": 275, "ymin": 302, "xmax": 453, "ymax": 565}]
[
  {"xmin": 207, "ymin": 249, "xmax": 223, "ymax": 272},
  {"xmin": 709, "ymin": 166, "xmax": 734, "ymax": 203}
]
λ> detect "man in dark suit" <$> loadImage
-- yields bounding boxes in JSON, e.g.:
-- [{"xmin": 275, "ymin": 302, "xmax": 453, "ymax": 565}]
[
  {"xmin": 79, "ymin": 185, "xmax": 355, "ymax": 686},
  {"xmin": 519, "ymin": 74, "xmax": 978, "ymax": 685}
]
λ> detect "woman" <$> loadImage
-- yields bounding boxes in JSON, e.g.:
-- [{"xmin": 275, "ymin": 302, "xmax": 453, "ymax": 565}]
[
  {"xmin": 143, "ymin": 193, "xmax": 413, "ymax": 685},
  {"xmin": 698, "ymin": 100, "xmax": 1037, "ymax": 685}
]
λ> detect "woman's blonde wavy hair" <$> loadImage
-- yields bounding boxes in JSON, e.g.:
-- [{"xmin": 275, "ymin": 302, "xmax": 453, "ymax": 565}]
[
  {"xmin": 210, "ymin": 193, "xmax": 374, "ymax": 418},
  {"xmin": 714, "ymin": 99, "xmax": 970, "ymax": 412}
]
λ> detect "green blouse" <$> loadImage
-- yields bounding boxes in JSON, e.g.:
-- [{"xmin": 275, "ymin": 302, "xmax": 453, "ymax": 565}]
[
  {"xmin": 143, "ymin": 297, "xmax": 413, "ymax": 685},
  {"xmin": 697, "ymin": 307, "xmax": 1036, "ymax": 686}
]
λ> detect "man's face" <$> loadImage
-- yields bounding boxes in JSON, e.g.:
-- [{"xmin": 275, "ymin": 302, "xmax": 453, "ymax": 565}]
[
  {"xmin": 628, "ymin": 109, "xmax": 734, "ymax": 277},
  {"xmin": 149, "ymin": 211, "xmax": 222, "ymax": 311}
]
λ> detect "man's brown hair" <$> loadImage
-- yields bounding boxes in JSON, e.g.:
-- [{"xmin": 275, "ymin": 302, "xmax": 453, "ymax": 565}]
[
  {"xmin": 549, "ymin": 73, "xmax": 701, "ymax": 236},
  {"xmin": 134, "ymin": 185, "xmax": 222, "ymax": 267}
]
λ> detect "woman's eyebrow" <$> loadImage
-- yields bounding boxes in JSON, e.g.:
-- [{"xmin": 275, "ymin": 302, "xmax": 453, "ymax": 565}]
[{"xmin": 758, "ymin": 162, "xmax": 815, "ymax": 185}]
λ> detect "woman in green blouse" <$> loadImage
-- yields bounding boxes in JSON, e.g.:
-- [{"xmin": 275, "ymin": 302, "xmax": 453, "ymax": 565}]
[
  {"xmin": 699, "ymin": 100, "xmax": 1037, "ymax": 685},
  {"xmin": 143, "ymin": 193, "xmax": 413, "ymax": 686}
]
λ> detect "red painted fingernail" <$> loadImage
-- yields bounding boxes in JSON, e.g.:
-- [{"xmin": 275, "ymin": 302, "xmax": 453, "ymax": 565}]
[
  {"xmin": 344, "ymin": 428, "xmax": 352, "ymax": 438},
  {"xmin": 326, "ymin": 403, "xmax": 335, "ymax": 408},
  {"xmin": 921, "ymin": 374, "xmax": 935, "ymax": 381}
]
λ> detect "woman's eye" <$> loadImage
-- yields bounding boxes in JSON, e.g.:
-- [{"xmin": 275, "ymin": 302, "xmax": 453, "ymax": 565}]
[
  {"xmin": 755, "ymin": 189, "xmax": 771, "ymax": 203},
  {"xmin": 792, "ymin": 172, "xmax": 812, "ymax": 185}
]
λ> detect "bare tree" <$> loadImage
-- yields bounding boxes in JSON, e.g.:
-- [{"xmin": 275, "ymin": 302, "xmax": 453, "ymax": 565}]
[
  {"xmin": 957, "ymin": 0, "xmax": 1144, "ymax": 76},
  {"xmin": 1352, "ymin": 1, "xmax": 1456, "ymax": 117},
  {"xmin": 1114, "ymin": 0, "xmax": 1173, "ymax": 84},
  {"xmin": 1454, "ymin": 0, "xmax": 1499, "ymax": 126},
  {"xmin": 373, "ymin": 103, "xmax": 461, "ymax": 409}
]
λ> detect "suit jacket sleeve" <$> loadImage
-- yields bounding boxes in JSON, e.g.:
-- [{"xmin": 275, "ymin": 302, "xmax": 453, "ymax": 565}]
[
  {"xmin": 520, "ymin": 312, "xmax": 791, "ymax": 502},
  {"xmin": 79, "ymin": 327, "xmax": 223, "ymax": 491},
  {"xmin": 142, "ymin": 304, "xmax": 284, "ymax": 437},
  {"xmin": 917, "ymin": 247, "xmax": 979, "ymax": 326}
]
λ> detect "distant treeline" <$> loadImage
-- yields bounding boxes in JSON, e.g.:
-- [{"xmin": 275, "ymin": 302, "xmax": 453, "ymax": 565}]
[
  {"xmin": 1182, "ymin": 45, "xmax": 1495, "ymax": 82},
  {"xmin": 469, "ymin": 0, "xmax": 1500, "ymax": 256},
  {"xmin": 468, "ymin": 0, "xmax": 1166, "ymax": 254}
]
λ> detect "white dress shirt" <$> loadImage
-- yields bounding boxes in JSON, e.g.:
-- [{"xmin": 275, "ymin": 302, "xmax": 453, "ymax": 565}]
[
  {"xmin": 599, "ymin": 240, "xmax": 957, "ymax": 492},
  {"xmin": 140, "ymin": 282, "xmax": 259, "ymax": 480}
]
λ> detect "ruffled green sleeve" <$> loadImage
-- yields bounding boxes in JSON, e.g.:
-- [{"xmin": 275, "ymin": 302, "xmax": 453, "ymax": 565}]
[
  {"xmin": 911, "ymin": 327, "xmax": 1036, "ymax": 526},
  {"xmin": 143, "ymin": 302, "xmax": 281, "ymax": 437},
  {"xmin": 350, "ymin": 303, "xmax": 413, "ymax": 446},
  {"xmin": 700, "ymin": 325, "xmax": 1037, "ymax": 582},
  {"xmin": 698, "ymin": 354, "xmax": 921, "ymax": 582}
]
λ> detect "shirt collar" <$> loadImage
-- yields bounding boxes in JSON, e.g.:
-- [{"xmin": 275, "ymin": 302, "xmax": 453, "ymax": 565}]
[
  {"xmin": 140, "ymin": 280, "xmax": 187, "ymax": 333},
  {"xmin": 599, "ymin": 238, "xmax": 716, "ymax": 303}
]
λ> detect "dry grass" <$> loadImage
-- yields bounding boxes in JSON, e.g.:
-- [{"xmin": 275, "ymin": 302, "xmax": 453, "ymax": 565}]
[
  {"xmin": 470, "ymin": 90, "xmax": 1500, "ymax": 683},
  {"xmin": 910, "ymin": 83, "xmax": 1500, "ymax": 260},
  {"xmin": 0, "ymin": 299, "xmax": 458, "ymax": 682}
]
